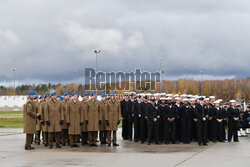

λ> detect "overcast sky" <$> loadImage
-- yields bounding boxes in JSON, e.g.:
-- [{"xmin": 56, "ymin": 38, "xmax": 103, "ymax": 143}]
[{"xmin": 0, "ymin": 0, "xmax": 249, "ymax": 85}]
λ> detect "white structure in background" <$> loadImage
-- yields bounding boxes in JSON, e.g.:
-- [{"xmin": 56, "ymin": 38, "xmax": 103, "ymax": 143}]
[{"xmin": 0, "ymin": 95, "xmax": 102, "ymax": 107}]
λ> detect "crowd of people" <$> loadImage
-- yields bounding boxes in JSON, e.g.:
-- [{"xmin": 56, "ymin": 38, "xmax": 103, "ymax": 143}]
[{"xmin": 23, "ymin": 91, "xmax": 250, "ymax": 150}]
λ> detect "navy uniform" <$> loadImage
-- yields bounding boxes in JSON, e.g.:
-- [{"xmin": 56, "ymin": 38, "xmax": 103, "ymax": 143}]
[
  {"xmin": 146, "ymin": 98, "xmax": 160, "ymax": 145},
  {"xmin": 132, "ymin": 96, "xmax": 142, "ymax": 142},
  {"xmin": 120, "ymin": 93, "xmax": 129, "ymax": 140},
  {"xmin": 164, "ymin": 98, "xmax": 176, "ymax": 144},
  {"xmin": 214, "ymin": 103, "xmax": 226, "ymax": 142},
  {"xmin": 158, "ymin": 99, "xmax": 166, "ymax": 143},
  {"xmin": 126, "ymin": 93, "xmax": 135, "ymax": 141},
  {"xmin": 140, "ymin": 96, "xmax": 148, "ymax": 144},
  {"xmin": 227, "ymin": 100, "xmax": 240, "ymax": 142},
  {"xmin": 180, "ymin": 99, "xmax": 193, "ymax": 143},
  {"xmin": 172, "ymin": 98, "xmax": 181, "ymax": 143},
  {"xmin": 196, "ymin": 98, "xmax": 209, "ymax": 146}
]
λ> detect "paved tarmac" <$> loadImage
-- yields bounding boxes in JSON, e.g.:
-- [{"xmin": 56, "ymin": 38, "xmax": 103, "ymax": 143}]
[{"xmin": 0, "ymin": 128, "xmax": 249, "ymax": 167}]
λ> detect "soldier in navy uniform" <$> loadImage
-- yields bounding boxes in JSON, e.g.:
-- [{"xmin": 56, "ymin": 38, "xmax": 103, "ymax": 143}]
[
  {"xmin": 180, "ymin": 99, "xmax": 192, "ymax": 144},
  {"xmin": 165, "ymin": 97, "xmax": 176, "ymax": 144},
  {"xmin": 132, "ymin": 95, "xmax": 142, "ymax": 142},
  {"xmin": 140, "ymin": 95, "xmax": 148, "ymax": 144},
  {"xmin": 126, "ymin": 92, "xmax": 135, "ymax": 141},
  {"xmin": 146, "ymin": 97, "xmax": 160, "ymax": 145},
  {"xmin": 120, "ymin": 93, "xmax": 129, "ymax": 140},
  {"xmin": 172, "ymin": 97, "xmax": 182, "ymax": 143},
  {"xmin": 227, "ymin": 100, "xmax": 240, "ymax": 142},
  {"xmin": 158, "ymin": 97, "xmax": 166, "ymax": 143},
  {"xmin": 196, "ymin": 97, "xmax": 209, "ymax": 146},
  {"xmin": 214, "ymin": 101, "xmax": 226, "ymax": 142}
]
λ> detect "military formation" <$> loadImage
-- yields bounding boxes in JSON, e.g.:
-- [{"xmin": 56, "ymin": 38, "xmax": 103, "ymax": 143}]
[{"xmin": 23, "ymin": 91, "xmax": 249, "ymax": 150}]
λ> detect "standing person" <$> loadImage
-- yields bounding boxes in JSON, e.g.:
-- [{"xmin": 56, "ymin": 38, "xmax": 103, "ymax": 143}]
[
  {"xmin": 23, "ymin": 90, "xmax": 41, "ymax": 150},
  {"xmin": 165, "ymin": 97, "xmax": 176, "ymax": 144},
  {"xmin": 146, "ymin": 97, "xmax": 160, "ymax": 145},
  {"xmin": 173, "ymin": 97, "xmax": 182, "ymax": 143},
  {"xmin": 196, "ymin": 98, "xmax": 209, "ymax": 146},
  {"xmin": 132, "ymin": 95, "xmax": 142, "ymax": 142},
  {"xmin": 214, "ymin": 101, "xmax": 226, "ymax": 142},
  {"xmin": 81, "ymin": 93, "xmax": 89, "ymax": 145},
  {"xmin": 45, "ymin": 91, "xmax": 64, "ymax": 149},
  {"xmin": 180, "ymin": 99, "xmax": 192, "ymax": 144},
  {"xmin": 66, "ymin": 92, "xmax": 83, "ymax": 147},
  {"xmin": 34, "ymin": 95, "xmax": 41, "ymax": 145},
  {"xmin": 158, "ymin": 98, "xmax": 166, "ymax": 144},
  {"xmin": 105, "ymin": 92, "xmax": 121, "ymax": 147},
  {"xmin": 61, "ymin": 92, "xmax": 70, "ymax": 146},
  {"xmin": 227, "ymin": 100, "xmax": 240, "ymax": 142},
  {"xmin": 206, "ymin": 98, "xmax": 216, "ymax": 142},
  {"xmin": 190, "ymin": 98, "xmax": 198, "ymax": 142},
  {"xmin": 39, "ymin": 95, "xmax": 50, "ymax": 146},
  {"xmin": 86, "ymin": 92, "xmax": 101, "ymax": 147},
  {"xmin": 140, "ymin": 95, "xmax": 148, "ymax": 144},
  {"xmin": 99, "ymin": 93, "xmax": 107, "ymax": 144},
  {"xmin": 126, "ymin": 92, "xmax": 135, "ymax": 141},
  {"xmin": 120, "ymin": 93, "xmax": 129, "ymax": 140}
]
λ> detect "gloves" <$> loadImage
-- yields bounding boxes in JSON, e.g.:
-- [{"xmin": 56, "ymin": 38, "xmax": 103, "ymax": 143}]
[
  {"xmin": 66, "ymin": 122, "xmax": 70, "ymax": 126},
  {"xmin": 99, "ymin": 120, "xmax": 101, "ymax": 125},
  {"xmin": 46, "ymin": 121, "xmax": 50, "ymax": 126},
  {"xmin": 105, "ymin": 120, "xmax": 110, "ymax": 126},
  {"xmin": 117, "ymin": 120, "xmax": 120, "ymax": 125},
  {"xmin": 60, "ymin": 120, "xmax": 64, "ymax": 125},
  {"xmin": 41, "ymin": 121, "xmax": 44, "ymax": 125},
  {"xmin": 37, "ymin": 115, "xmax": 41, "ymax": 120},
  {"xmin": 86, "ymin": 120, "xmax": 88, "ymax": 125},
  {"xmin": 80, "ymin": 122, "xmax": 83, "ymax": 126}
]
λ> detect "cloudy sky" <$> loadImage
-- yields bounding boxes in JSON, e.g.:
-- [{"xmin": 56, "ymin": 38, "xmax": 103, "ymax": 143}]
[{"xmin": 0, "ymin": 0, "xmax": 249, "ymax": 85}]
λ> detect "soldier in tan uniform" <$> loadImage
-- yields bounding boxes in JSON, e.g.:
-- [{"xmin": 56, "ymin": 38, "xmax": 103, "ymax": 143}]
[
  {"xmin": 81, "ymin": 93, "xmax": 89, "ymax": 145},
  {"xmin": 34, "ymin": 95, "xmax": 43, "ymax": 145},
  {"xmin": 45, "ymin": 91, "xmax": 64, "ymax": 149},
  {"xmin": 105, "ymin": 92, "xmax": 121, "ymax": 146},
  {"xmin": 61, "ymin": 92, "xmax": 70, "ymax": 146},
  {"xmin": 99, "ymin": 93, "xmax": 107, "ymax": 144},
  {"xmin": 66, "ymin": 92, "xmax": 84, "ymax": 147},
  {"xmin": 23, "ymin": 90, "xmax": 40, "ymax": 150},
  {"xmin": 39, "ymin": 95, "xmax": 50, "ymax": 146},
  {"xmin": 86, "ymin": 92, "xmax": 101, "ymax": 147}
]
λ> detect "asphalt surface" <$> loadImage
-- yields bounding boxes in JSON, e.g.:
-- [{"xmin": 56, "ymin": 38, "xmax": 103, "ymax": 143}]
[{"xmin": 0, "ymin": 128, "xmax": 249, "ymax": 167}]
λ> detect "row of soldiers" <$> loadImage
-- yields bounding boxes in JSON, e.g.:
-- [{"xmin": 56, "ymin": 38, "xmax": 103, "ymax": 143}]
[
  {"xmin": 23, "ymin": 90, "xmax": 121, "ymax": 150},
  {"xmin": 121, "ymin": 93, "xmax": 249, "ymax": 145}
]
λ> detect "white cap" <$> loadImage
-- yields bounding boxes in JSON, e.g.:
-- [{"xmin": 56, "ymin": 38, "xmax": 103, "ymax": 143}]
[
  {"xmin": 173, "ymin": 94, "xmax": 179, "ymax": 97},
  {"xmin": 183, "ymin": 98, "xmax": 189, "ymax": 102},
  {"xmin": 166, "ymin": 97, "xmax": 172, "ymax": 101},
  {"xmin": 187, "ymin": 94, "xmax": 193, "ymax": 98},
  {"xmin": 181, "ymin": 94, "xmax": 187, "ymax": 97},
  {"xmin": 190, "ymin": 98, "xmax": 196, "ymax": 101},
  {"xmin": 160, "ymin": 97, "xmax": 167, "ymax": 100},
  {"xmin": 175, "ymin": 97, "xmax": 181, "ymax": 100},
  {"xmin": 229, "ymin": 100, "xmax": 236, "ymax": 103},
  {"xmin": 214, "ymin": 100, "xmax": 220, "ymax": 104},
  {"xmin": 204, "ymin": 98, "xmax": 210, "ymax": 101},
  {"xmin": 209, "ymin": 96, "xmax": 215, "ymax": 99},
  {"xmin": 161, "ymin": 93, "xmax": 166, "ymax": 96}
]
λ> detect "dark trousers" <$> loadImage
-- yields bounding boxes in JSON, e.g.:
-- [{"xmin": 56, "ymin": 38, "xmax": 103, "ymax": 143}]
[
  {"xmin": 222, "ymin": 120, "xmax": 226, "ymax": 140},
  {"xmin": 148, "ymin": 122, "xmax": 159, "ymax": 144},
  {"xmin": 159, "ymin": 119, "xmax": 165, "ymax": 142},
  {"xmin": 88, "ymin": 131, "xmax": 98, "ymax": 144},
  {"xmin": 134, "ymin": 117, "xmax": 140, "ymax": 141},
  {"xmin": 81, "ymin": 132, "xmax": 88, "ymax": 144},
  {"xmin": 217, "ymin": 122, "xmax": 224, "ymax": 141},
  {"xmin": 140, "ymin": 117, "xmax": 147, "ymax": 143},
  {"xmin": 164, "ymin": 121, "xmax": 176, "ymax": 143},
  {"xmin": 99, "ymin": 130, "xmax": 107, "ymax": 143},
  {"xmin": 180, "ymin": 118, "xmax": 191, "ymax": 143},
  {"xmin": 228, "ymin": 120, "xmax": 238, "ymax": 142},
  {"xmin": 48, "ymin": 132, "xmax": 61, "ymax": 146},
  {"xmin": 42, "ymin": 132, "xmax": 48, "ymax": 145},
  {"xmin": 210, "ymin": 119, "xmax": 217, "ymax": 142},
  {"xmin": 197, "ymin": 120, "xmax": 208, "ymax": 145},
  {"xmin": 69, "ymin": 134, "xmax": 78, "ymax": 146},
  {"xmin": 25, "ymin": 134, "xmax": 34, "ymax": 148},
  {"xmin": 107, "ymin": 131, "xmax": 117, "ymax": 144},
  {"xmin": 35, "ymin": 130, "xmax": 41, "ymax": 144},
  {"xmin": 175, "ymin": 118, "xmax": 181, "ymax": 142},
  {"xmin": 128, "ymin": 117, "xmax": 134, "ymax": 140},
  {"xmin": 122, "ymin": 118, "xmax": 129, "ymax": 139},
  {"xmin": 61, "ymin": 129, "xmax": 69, "ymax": 145}
]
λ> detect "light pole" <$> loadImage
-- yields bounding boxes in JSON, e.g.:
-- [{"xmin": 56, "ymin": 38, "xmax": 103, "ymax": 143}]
[
  {"xmin": 73, "ymin": 70, "xmax": 77, "ymax": 91},
  {"xmin": 12, "ymin": 67, "xmax": 16, "ymax": 94},
  {"xmin": 160, "ymin": 56, "xmax": 165, "ymax": 93},
  {"xmin": 94, "ymin": 50, "xmax": 101, "ymax": 94},
  {"xmin": 185, "ymin": 65, "xmax": 188, "ymax": 94}
]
